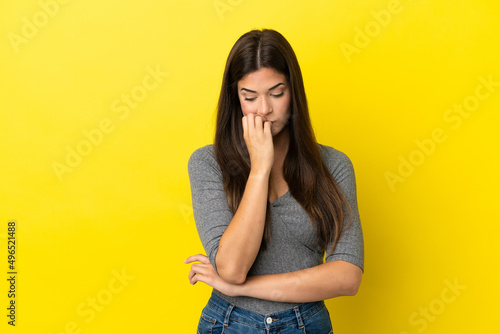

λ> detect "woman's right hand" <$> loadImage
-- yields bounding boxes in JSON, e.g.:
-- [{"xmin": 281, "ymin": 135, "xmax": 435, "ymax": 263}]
[{"xmin": 242, "ymin": 113, "xmax": 274, "ymax": 176}]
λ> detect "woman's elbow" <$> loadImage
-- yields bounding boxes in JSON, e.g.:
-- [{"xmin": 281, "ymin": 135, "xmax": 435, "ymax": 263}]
[
  {"xmin": 218, "ymin": 266, "xmax": 247, "ymax": 285},
  {"xmin": 345, "ymin": 282, "xmax": 360, "ymax": 296},
  {"xmin": 345, "ymin": 269, "xmax": 363, "ymax": 296},
  {"xmin": 215, "ymin": 252, "xmax": 248, "ymax": 284}
]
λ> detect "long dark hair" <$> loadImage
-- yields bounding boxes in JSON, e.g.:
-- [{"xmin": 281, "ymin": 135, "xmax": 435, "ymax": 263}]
[{"xmin": 213, "ymin": 28, "xmax": 352, "ymax": 255}]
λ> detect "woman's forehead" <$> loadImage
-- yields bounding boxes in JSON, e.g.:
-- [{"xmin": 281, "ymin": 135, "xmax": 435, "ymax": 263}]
[{"xmin": 238, "ymin": 68, "xmax": 287, "ymax": 89}]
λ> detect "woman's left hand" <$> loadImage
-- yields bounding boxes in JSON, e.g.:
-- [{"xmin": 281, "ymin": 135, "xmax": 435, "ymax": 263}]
[{"xmin": 184, "ymin": 254, "xmax": 240, "ymax": 297}]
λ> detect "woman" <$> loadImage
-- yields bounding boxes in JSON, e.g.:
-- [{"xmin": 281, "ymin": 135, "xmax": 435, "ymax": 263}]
[{"xmin": 185, "ymin": 28, "xmax": 364, "ymax": 333}]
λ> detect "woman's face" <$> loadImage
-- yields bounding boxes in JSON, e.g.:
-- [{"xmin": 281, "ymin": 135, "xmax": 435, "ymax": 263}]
[{"xmin": 237, "ymin": 67, "xmax": 291, "ymax": 137}]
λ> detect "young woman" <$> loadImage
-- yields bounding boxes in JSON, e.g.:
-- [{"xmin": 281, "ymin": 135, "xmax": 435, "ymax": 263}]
[{"xmin": 185, "ymin": 28, "xmax": 364, "ymax": 333}]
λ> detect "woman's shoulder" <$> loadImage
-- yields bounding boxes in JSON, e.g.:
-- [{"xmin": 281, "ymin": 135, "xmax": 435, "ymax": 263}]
[
  {"xmin": 317, "ymin": 143, "xmax": 355, "ymax": 176},
  {"xmin": 187, "ymin": 144, "xmax": 218, "ymax": 171},
  {"xmin": 189, "ymin": 144, "xmax": 215, "ymax": 160},
  {"xmin": 317, "ymin": 143, "xmax": 353, "ymax": 165}
]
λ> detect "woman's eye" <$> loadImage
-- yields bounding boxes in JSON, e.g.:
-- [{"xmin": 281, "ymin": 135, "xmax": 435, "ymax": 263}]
[
  {"xmin": 272, "ymin": 92, "xmax": 284, "ymax": 98},
  {"xmin": 244, "ymin": 97, "xmax": 256, "ymax": 101}
]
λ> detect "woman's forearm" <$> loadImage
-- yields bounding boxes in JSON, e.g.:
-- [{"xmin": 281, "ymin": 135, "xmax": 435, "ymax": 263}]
[
  {"xmin": 215, "ymin": 171, "xmax": 270, "ymax": 284},
  {"xmin": 232, "ymin": 260, "xmax": 363, "ymax": 303}
]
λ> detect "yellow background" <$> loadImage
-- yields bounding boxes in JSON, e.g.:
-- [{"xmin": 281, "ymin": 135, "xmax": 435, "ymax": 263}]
[{"xmin": 1, "ymin": 0, "xmax": 499, "ymax": 333}]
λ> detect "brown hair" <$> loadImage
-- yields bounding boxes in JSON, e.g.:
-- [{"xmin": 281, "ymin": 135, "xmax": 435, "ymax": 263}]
[{"xmin": 213, "ymin": 28, "xmax": 352, "ymax": 255}]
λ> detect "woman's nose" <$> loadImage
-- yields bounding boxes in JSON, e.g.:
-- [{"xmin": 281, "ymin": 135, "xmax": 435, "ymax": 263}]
[{"xmin": 258, "ymin": 97, "xmax": 272, "ymax": 115}]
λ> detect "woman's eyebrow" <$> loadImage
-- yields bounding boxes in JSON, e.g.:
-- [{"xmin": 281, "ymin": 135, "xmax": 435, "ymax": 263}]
[{"xmin": 240, "ymin": 82, "xmax": 285, "ymax": 93}]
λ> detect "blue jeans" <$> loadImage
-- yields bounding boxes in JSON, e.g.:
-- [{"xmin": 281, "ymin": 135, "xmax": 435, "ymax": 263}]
[{"xmin": 197, "ymin": 292, "xmax": 333, "ymax": 334}]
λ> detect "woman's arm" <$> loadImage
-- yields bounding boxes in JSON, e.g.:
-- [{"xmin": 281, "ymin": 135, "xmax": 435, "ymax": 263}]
[
  {"xmin": 185, "ymin": 254, "xmax": 363, "ymax": 303},
  {"xmin": 215, "ymin": 171, "xmax": 270, "ymax": 284},
  {"xmin": 187, "ymin": 138, "xmax": 272, "ymax": 285},
  {"xmin": 215, "ymin": 114, "xmax": 275, "ymax": 284},
  {"xmin": 236, "ymin": 260, "xmax": 363, "ymax": 302}
]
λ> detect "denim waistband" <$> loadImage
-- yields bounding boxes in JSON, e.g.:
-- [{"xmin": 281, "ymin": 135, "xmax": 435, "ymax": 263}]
[{"xmin": 206, "ymin": 291, "xmax": 326, "ymax": 330}]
